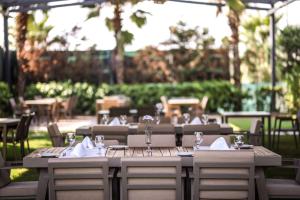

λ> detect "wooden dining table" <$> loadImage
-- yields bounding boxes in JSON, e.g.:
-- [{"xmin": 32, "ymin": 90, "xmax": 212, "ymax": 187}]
[
  {"xmin": 0, "ymin": 118, "xmax": 20, "ymax": 160},
  {"xmin": 24, "ymin": 146, "xmax": 281, "ymax": 200}
]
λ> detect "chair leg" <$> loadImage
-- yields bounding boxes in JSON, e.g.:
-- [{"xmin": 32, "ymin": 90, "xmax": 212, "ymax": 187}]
[
  {"xmin": 272, "ymin": 118, "xmax": 278, "ymax": 148},
  {"xmin": 26, "ymin": 139, "xmax": 30, "ymax": 153},
  {"xmin": 12, "ymin": 142, "xmax": 17, "ymax": 161},
  {"xmin": 292, "ymin": 120, "xmax": 298, "ymax": 148},
  {"xmin": 20, "ymin": 140, "xmax": 25, "ymax": 158},
  {"xmin": 277, "ymin": 120, "xmax": 282, "ymax": 149}
]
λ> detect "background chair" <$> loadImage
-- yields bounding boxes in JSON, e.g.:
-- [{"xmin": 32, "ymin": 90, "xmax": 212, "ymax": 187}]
[
  {"xmin": 127, "ymin": 134, "xmax": 176, "ymax": 148},
  {"xmin": 91, "ymin": 125, "xmax": 129, "ymax": 144},
  {"xmin": 160, "ymin": 96, "xmax": 181, "ymax": 117},
  {"xmin": 0, "ymin": 152, "xmax": 38, "ymax": 199},
  {"xmin": 182, "ymin": 124, "xmax": 220, "ymax": 135},
  {"xmin": 121, "ymin": 157, "xmax": 182, "ymax": 200},
  {"xmin": 137, "ymin": 124, "xmax": 175, "ymax": 135},
  {"xmin": 247, "ymin": 119, "xmax": 263, "ymax": 146},
  {"xmin": 193, "ymin": 151, "xmax": 255, "ymax": 200},
  {"xmin": 181, "ymin": 135, "xmax": 230, "ymax": 147},
  {"xmin": 48, "ymin": 157, "xmax": 109, "ymax": 200},
  {"xmin": 47, "ymin": 123, "xmax": 66, "ymax": 147}
]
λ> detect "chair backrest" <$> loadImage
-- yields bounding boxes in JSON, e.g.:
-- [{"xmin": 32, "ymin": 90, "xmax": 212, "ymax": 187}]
[
  {"xmin": 0, "ymin": 152, "xmax": 11, "ymax": 188},
  {"xmin": 249, "ymin": 119, "xmax": 262, "ymax": 134},
  {"xmin": 193, "ymin": 151, "xmax": 255, "ymax": 200},
  {"xmin": 109, "ymin": 107, "xmax": 131, "ymax": 117},
  {"xmin": 200, "ymin": 96, "xmax": 209, "ymax": 111},
  {"xmin": 181, "ymin": 135, "xmax": 230, "ymax": 147},
  {"xmin": 15, "ymin": 114, "xmax": 30, "ymax": 141},
  {"xmin": 183, "ymin": 124, "xmax": 221, "ymax": 135},
  {"xmin": 23, "ymin": 112, "xmax": 34, "ymax": 140},
  {"xmin": 160, "ymin": 96, "xmax": 169, "ymax": 112},
  {"xmin": 91, "ymin": 125, "xmax": 129, "ymax": 144},
  {"xmin": 48, "ymin": 158, "xmax": 109, "ymax": 200},
  {"xmin": 137, "ymin": 124, "xmax": 175, "ymax": 135},
  {"xmin": 47, "ymin": 123, "xmax": 65, "ymax": 147},
  {"xmin": 103, "ymin": 140, "xmax": 119, "ymax": 146},
  {"xmin": 121, "ymin": 157, "xmax": 182, "ymax": 200},
  {"xmin": 127, "ymin": 134, "xmax": 176, "ymax": 148}
]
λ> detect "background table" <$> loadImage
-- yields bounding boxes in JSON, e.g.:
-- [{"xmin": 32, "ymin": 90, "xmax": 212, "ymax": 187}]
[
  {"xmin": 0, "ymin": 118, "xmax": 20, "ymax": 160},
  {"xmin": 220, "ymin": 111, "xmax": 271, "ymax": 146}
]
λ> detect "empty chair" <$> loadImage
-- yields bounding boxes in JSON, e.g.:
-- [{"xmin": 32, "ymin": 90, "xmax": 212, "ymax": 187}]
[
  {"xmin": 181, "ymin": 135, "xmax": 230, "ymax": 147},
  {"xmin": 264, "ymin": 159, "xmax": 300, "ymax": 199},
  {"xmin": 137, "ymin": 124, "xmax": 175, "ymax": 135},
  {"xmin": 47, "ymin": 123, "xmax": 66, "ymax": 147},
  {"xmin": 48, "ymin": 157, "xmax": 109, "ymax": 200},
  {"xmin": 183, "ymin": 124, "xmax": 221, "ymax": 135},
  {"xmin": 199, "ymin": 96, "xmax": 209, "ymax": 112},
  {"xmin": 247, "ymin": 119, "xmax": 263, "ymax": 146},
  {"xmin": 193, "ymin": 151, "xmax": 255, "ymax": 200},
  {"xmin": 91, "ymin": 125, "xmax": 129, "ymax": 144},
  {"xmin": 0, "ymin": 152, "xmax": 38, "ymax": 199},
  {"xmin": 160, "ymin": 96, "xmax": 181, "ymax": 117},
  {"xmin": 121, "ymin": 157, "xmax": 182, "ymax": 200},
  {"xmin": 59, "ymin": 96, "xmax": 77, "ymax": 119},
  {"xmin": 128, "ymin": 134, "xmax": 176, "ymax": 148}
]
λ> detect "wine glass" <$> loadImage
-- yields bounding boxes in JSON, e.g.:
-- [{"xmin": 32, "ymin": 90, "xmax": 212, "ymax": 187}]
[
  {"xmin": 183, "ymin": 113, "xmax": 190, "ymax": 124},
  {"xmin": 234, "ymin": 135, "xmax": 244, "ymax": 149},
  {"xmin": 143, "ymin": 115, "xmax": 154, "ymax": 156},
  {"xmin": 101, "ymin": 114, "xmax": 109, "ymax": 125},
  {"xmin": 194, "ymin": 132, "xmax": 203, "ymax": 151},
  {"xmin": 66, "ymin": 132, "xmax": 76, "ymax": 147},
  {"xmin": 120, "ymin": 115, "xmax": 127, "ymax": 125},
  {"xmin": 202, "ymin": 114, "xmax": 208, "ymax": 124}
]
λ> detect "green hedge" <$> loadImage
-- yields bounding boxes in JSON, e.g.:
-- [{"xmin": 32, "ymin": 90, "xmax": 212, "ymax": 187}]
[
  {"xmin": 25, "ymin": 81, "xmax": 248, "ymax": 114},
  {"xmin": 0, "ymin": 82, "xmax": 12, "ymax": 117}
]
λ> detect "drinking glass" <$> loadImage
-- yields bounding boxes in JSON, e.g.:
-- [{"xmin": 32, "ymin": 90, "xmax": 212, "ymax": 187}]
[
  {"xmin": 66, "ymin": 132, "xmax": 76, "ymax": 147},
  {"xmin": 183, "ymin": 113, "xmax": 190, "ymax": 124},
  {"xmin": 155, "ymin": 114, "xmax": 160, "ymax": 124},
  {"xmin": 120, "ymin": 115, "xmax": 127, "ymax": 125},
  {"xmin": 194, "ymin": 132, "xmax": 203, "ymax": 151},
  {"xmin": 143, "ymin": 115, "xmax": 154, "ymax": 156},
  {"xmin": 101, "ymin": 114, "xmax": 109, "ymax": 125},
  {"xmin": 202, "ymin": 114, "xmax": 208, "ymax": 124},
  {"xmin": 234, "ymin": 135, "xmax": 244, "ymax": 149}
]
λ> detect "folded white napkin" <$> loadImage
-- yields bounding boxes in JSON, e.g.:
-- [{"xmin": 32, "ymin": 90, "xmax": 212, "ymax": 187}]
[
  {"xmin": 109, "ymin": 117, "xmax": 121, "ymax": 125},
  {"xmin": 82, "ymin": 136, "xmax": 94, "ymax": 149},
  {"xmin": 210, "ymin": 137, "xmax": 229, "ymax": 150},
  {"xmin": 70, "ymin": 143, "xmax": 87, "ymax": 157},
  {"xmin": 190, "ymin": 117, "xmax": 202, "ymax": 125}
]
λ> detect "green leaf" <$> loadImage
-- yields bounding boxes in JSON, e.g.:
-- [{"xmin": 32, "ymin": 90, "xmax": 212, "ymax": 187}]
[
  {"xmin": 227, "ymin": 0, "xmax": 245, "ymax": 13},
  {"xmin": 121, "ymin": 30, "xmax": 134, "ymax": 45},
  {"xmin": 86, "ymin": 6, "xmax": 100, "ymax": 21},
  {"xmin": 105, "ymin": 17, "xmax": 114, "ymax": 31}
]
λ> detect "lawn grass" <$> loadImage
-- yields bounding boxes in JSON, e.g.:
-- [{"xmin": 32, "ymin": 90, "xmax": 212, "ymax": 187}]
[{"xmin": 4, "ymin": 118, "xmax": 300, "ymax": 181}]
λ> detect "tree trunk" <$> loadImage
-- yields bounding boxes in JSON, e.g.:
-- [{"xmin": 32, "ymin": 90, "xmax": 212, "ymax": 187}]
[
  {"xmin": 228, "ymin": 9, "xmax": 241, "ymax": 88},
  {"xmin": 112, "ymin": 1, "xmax": 124, "ymax": 84},
  {"xmin": 16, "ymin": 13, "xmax": 29, "ymax": 97}
]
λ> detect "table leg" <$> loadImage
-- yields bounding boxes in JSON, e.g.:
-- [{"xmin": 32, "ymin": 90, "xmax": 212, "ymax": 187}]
[
  {"xmin": 268, "ymin": 116, "xmax": 271, "ymax": 148},
  {"xmin": 37, "ymin": 168, "xmax": 49, "ymax": 200},
  {"xmin": 2, "ymin": 125, "xmax": 7, "ymax": 160},
  {"xmin": 261, "ymin": 117, "xmax": 265, "ymax": 146},
  {"xmin": 255, "ymin": 167, "xmax": 269, "ymax": 200}
]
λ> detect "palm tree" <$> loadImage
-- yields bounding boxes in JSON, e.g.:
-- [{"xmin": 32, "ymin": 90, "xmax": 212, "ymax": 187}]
[
  {"xmin": 86, "ymin": 0, "xmax": 165, "ymax": 84},
  {"xmin": 15, "ymin": 12, "xmax": 29, "ymax": 97}
]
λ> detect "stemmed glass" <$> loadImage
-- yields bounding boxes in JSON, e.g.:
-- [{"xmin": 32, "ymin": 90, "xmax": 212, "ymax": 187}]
[
  {"xmin": 234, "ymin": 135, "xmax": 244, "ymax": 149},
  {"xmin": 120, "ymin": 115, "xmax": 127, "ymax": 125},
  {"xmin": 66, "ymin": 132, "xmax": 76, "ymax": 147},
  {"xmin": 95, "ymin": 135, "xmax": 105, "ymax": 154},
  {"xmin": 202, "ymin": 114, "xmax": 208, "ymax": 124},
  {"xmin": 143, "ymin": 115, "xmax": 154, "ymax": 156},
  {"xmin": 194, "ymin": 132, "xmax": 203, "ymax": 151},
  {"xmin": 183, "ymin": 113, "xmax": 190, "ymax": 124},
  {"xmin": 101, "ymin": 114, "xmax": 109, "ymax": 125}
]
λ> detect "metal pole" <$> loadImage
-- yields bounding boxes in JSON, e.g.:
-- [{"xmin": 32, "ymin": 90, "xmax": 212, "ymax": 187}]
[
  {"xmin": 3, "ymin": 7, "xmax": 11, "ymax": 88},
  {"xmin": 270, "ymin": 3, "xmax": 276, "ymax": 112}
]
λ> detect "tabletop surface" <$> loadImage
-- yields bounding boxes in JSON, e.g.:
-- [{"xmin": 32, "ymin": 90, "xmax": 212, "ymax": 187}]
[
  {"xmin": 0, "ymin": 118, "xmax": 20, "ymax": 125},
  {"xmin": 220, "ymin": 111, "xmax": 271, "ymax": 117},
  {"xmin": 25, "ymin": 98, "xmax": 57, "ymax": 105},
  {"xmin": 24, "ymin": 146, "xmax": 281, "ymax": 168},
  {"xmin": 168, "ymin": 98, "xmax": 200, "ymax": 105}
]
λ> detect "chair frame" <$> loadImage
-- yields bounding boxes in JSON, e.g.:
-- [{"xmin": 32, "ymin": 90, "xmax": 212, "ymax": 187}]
[
  {"xmin": 121, "ymin": 157, "xmax": 182, "ymax": 200},
  {"xmin": 48, "ymin": 158, "xmax": 109, "ymax": 200}
]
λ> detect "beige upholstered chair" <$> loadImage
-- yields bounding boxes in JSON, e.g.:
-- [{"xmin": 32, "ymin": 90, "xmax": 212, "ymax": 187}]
[
  {"xmin": 91, "ymin": 125, "xmax": 129, "ymax": 144},
  {"xmin": 127, "ymin": 134, "xmax": 176, "ymax": 148},
  {"xmin": 48, "ymin": 157, "xmax": 109, "ymax": 200},
  {"xmin": 264, "ymin": 159, "xmax": 300, "ymax": 199},
  {"xmin": 200, "ymin": 96, "xmax": 208, "ymax": 112},
  {"xmin": 182, "ymin": 135, "xmax": 230, "ymax": 147},
  {"xmin": 0, "ymin": 152, "xmax": 38, "ymax": 199},
  {"xmin": 137, "ymin": 124, "xmax": 175, "ymax": 135},
  {"xmin": 183, "ymin": 124, "xmax": 221, "ymax": 135},
  {"xmin": 193, "ymin": 151, "xmax": 255, "ymax": 200},
  {"xmin": 121, "ymin": 157, "xmax": 182, "ymax": 200},
  {"xmin": 47, "ymin": 123, "xmax": 66, "ymax": 147},
  {"xmin": 160, "ymin": 96, "xmax": 181, "ymax": 117}
]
